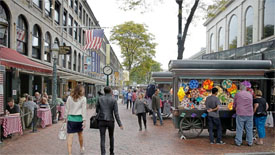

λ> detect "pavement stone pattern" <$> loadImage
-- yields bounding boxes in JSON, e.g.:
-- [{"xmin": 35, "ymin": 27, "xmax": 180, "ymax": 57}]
[{"xmin": 0, "ymin": 99, "xmax": 275, "ymax": 155}]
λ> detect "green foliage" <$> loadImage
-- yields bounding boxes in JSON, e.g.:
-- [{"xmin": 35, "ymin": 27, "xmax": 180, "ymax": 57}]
[
  {"xmin": 206, "ymin": 0, "xmax": 229, "ymax": 19},
  {"xmin": 110, "ymin": 21, "xmax": 160, "ymax": 84},
  {"xmin": 130, "ymin": 58, "xmax": 162, "ymax": 84},
  {"xmin": 117, "ymin": 0, "xmax": 162, "ymax": 13}
]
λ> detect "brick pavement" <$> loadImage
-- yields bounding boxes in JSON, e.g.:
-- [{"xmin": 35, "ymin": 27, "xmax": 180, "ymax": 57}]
[{"xmin": 0, "ymin": 100, "xmax": 274, "ymax": 155}]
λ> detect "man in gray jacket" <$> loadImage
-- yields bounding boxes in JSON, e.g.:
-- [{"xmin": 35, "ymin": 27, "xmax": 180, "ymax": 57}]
[
  {"xmin": 96, "ymin": 87, "xmax": 123, "ymax": 155},
  {"xmin": 152, "ymin": 89, "xmax": 163, "ymax": 125}
]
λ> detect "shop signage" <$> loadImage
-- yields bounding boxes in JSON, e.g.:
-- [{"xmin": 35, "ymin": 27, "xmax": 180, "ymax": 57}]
[{"xmin": 59, "ymin": 46, "xmax": 71, "ymax": 55}]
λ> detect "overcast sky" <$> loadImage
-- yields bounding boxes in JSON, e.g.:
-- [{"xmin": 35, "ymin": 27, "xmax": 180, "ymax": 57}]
[{"xmin": 88, "ymin": 0, "xmax": 206, "ymax": 70}]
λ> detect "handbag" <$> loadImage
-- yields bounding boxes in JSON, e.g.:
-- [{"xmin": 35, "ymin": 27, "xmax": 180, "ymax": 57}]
[
  {"xmin": 90, "ymin": 115, "xmax": 99, "ymax": 129},
  {"xmin": 145, "ymin": 104, "xmax": 153, "ymax": 115},
  {"xmin": 265, "ymin": 111, "xmax": 274, "ymax": 127},
  {"xmin": 58, "ymin": 123, "xmax": 67, "ymax": 140}
]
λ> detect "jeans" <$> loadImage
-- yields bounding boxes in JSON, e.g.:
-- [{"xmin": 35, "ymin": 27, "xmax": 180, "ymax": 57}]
[
  {"xmin": 127, "ymin": 99, "xmax": 132, "ymax": 109},
  {"xmin": 99, "ymin": 121, "xmax": 115, "ymax": 155},
  {"xmin": 254, "ymin": 116, "xmax": 267, "ymax": 138},
  {"xmin": 137, "ymin": 113, "xmax": 147, "ymax": 129},
  {"xmin": 132, "ymin": 101, "xmax": 136, "ymax": 114},
  {"xmin": 152, "ymin": 108, "xmax": 163, "ymax": 125},
  {"xmin": 208, "ymin": 116, "xmax": 222, "ymax": 143},
  {"xmin": 235, "ymin": 115, "xmax": 253, "ymax": 145}
]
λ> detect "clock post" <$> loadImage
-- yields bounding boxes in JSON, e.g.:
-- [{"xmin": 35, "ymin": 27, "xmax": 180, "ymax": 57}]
[{"xmin": 103, "ymin": 65, "xmax": 113, "ymax": 86}]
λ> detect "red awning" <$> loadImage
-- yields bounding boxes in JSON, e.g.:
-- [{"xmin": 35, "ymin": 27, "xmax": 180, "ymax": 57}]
[{"xmin": 0, "ymin": 47, "xmax": 52, "ymax": 74}]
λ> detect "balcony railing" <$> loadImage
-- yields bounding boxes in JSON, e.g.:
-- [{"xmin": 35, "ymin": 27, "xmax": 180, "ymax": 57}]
[{"xmin": 202, "ymin": 39, "xmax": 275, "ymax": 61}]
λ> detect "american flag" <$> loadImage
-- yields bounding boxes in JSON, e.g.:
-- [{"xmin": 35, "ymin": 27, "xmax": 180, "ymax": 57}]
[{"xmin": 84, "ymin": 29, "xmax": 104, "ymax": 51}]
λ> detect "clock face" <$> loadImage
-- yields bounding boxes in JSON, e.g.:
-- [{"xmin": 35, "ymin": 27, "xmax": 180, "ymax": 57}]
[{"xmin": 103, "ymin": 66, "xmax": 113, "ymax": 75}]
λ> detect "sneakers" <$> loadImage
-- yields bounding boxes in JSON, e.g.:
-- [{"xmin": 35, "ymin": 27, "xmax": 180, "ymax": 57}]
[
  {"xmin": 216, "ymin": 141, "xmax": 226, "ymax": 145},
  {"xmin": 139, "ymin": 128, "xmax": 142, "ymax": 131},
  {"xmin": 80, "ymin": 147, "xmax": 85, "ymax": 154},
  {"xmin": 210, "ymin": 142, "xmax": 215, "ymax": 144}
]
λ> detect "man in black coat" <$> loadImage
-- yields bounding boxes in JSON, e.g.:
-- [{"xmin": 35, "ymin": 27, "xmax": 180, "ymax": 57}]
[{"xmin": 96, "ymin": 87, "xmax": 123, "ymax": 155}]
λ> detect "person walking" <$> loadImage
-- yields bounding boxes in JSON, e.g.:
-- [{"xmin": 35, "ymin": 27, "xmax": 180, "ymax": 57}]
[
  {"xmin": 152, "ymin": 89, "xmax": 163, "ymax": 126},
  {"xmin": 233, "ymin": 84, "xmax": 253, "ymax": 146},
  {"xmin": 134, "ymin": 93, "xmax": 147, "ymax": 131},
  {"xmin": 205, "ymin": 88, "xmax": 225, "ymax": 144},
  {"xmin": 96, "ymin": 87, "xmax": 123, "ymax": 155},
  {"xmin": 132, "ymin": 90, "xmax": 137, "ymax": 114},
  {"xmin": 253, "ymin": 90, "xmax": 269, "ymax": 145},
  {"xmin": 127, "ymin": 89, "xmax": 132, "ymax": 109},
  {"xmin": 64, "ymin": 85, "xmax": 87, "ymax": 155}
]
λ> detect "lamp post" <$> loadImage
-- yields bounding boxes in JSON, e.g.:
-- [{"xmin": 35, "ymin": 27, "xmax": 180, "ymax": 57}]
[
  {"xmin": 52, "ymin": 43, "xmax": 59, "ymax": 124},
  {"xmin": 176, "ymin": 0, "xmax": 183, "ymax": 60}
]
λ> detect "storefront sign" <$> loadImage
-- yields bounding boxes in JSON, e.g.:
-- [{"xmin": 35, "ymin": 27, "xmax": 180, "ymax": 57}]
[
  {"xmin": 12, "ymin": 90, "xmax": 17, "ymax": 96},
  {"xmin": 59, "ymin": 46, "xmax": 71, "ymax": 55}
]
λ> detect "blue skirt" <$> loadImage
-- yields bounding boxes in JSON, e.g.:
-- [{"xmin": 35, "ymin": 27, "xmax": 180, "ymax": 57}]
[{"xmin": 67, "ymin": 121, "xmax": 83, "ymax": 133}]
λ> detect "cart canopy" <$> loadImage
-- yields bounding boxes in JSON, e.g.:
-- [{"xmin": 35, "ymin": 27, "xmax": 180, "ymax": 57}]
[
  {"xmin": 152, "ymin": 72, "xmax": 173, "ymax": 83},
  {"xmin": 168, "ymin": 60, "xmax": 272, "ymax": 79}
]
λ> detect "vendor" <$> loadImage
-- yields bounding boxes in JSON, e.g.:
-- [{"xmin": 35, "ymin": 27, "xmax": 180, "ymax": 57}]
[{"xmin": 6, "ymin": 98, "xmax": 20, "ymax": 116}]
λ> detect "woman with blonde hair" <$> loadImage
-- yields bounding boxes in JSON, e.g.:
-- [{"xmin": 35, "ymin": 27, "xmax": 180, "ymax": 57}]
[
  {"xmin": 253, "ymin": 90, "xmax": 268, "ymax": 145},
  {"xmin": 64, "ymin": 84, "xmax": 87, "ymax": 155}
]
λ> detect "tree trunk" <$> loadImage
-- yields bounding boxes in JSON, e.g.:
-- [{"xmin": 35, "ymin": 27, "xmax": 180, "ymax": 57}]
[{"xmin": 178, "ymin": 0, "xmax": 200, "ymax": 59}]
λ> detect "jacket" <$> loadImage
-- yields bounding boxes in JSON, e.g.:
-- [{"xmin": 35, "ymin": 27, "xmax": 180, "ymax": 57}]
[
  {"xmin": 135, "ymin": 99, "xmax": 147, "ymax": 114},
  {"xmin": 152, "ymin": 94, "xmax": 160, "ymax": 111},
  {"xmin": 64, "ymin": 96, "xmax": 87, "ymax": 121},
  {"xmin": 96, "ymin": 94, "xmax": 122, "ymax": 127}
]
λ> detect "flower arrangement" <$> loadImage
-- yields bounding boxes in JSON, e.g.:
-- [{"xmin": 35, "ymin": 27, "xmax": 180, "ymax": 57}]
[
  {"xmin": 177, "ymin": 87, "xmax": 185, "ymax": 102},
  {"xmin": 181, "ymin": 83, "xmax": 189, "ymax": 92},
  {"xmin": 191, "ymin": 89, "xmax": 199, "ymax": 98},
  {"xmin": 203, "ymin": 79, "xmax": 214, "ymax": 90},
  {"xmin": 222, "ymin": 80, "xmax": 232, "ymax": 89},
  {"xmin": 189, "ymin": 80, "xmax": 199, "ymax": 89},
  {"xmin": 215, "ymin": 86, "xmax": 223, "ymax": 96}
]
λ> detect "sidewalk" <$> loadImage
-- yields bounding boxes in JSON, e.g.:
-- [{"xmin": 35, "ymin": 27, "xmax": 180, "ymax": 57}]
[{"xmin": 0, "ymin": 99, "xmax": 274, "ymax": 154}]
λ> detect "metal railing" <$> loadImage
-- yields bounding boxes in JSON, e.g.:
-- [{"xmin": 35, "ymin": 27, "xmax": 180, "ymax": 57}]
[{"xmin": 202, "ymin": 39, "xmax": 275, "ymax": 61}]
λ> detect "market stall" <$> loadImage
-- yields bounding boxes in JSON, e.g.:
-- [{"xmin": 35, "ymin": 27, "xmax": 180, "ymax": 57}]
[
  {"xmin": 168, "ymin": 59, "xmax": 273, "ymax": 139},
  {"xmin": 152, "ymin": 72, "xmax": 173, "ymax": 117}
]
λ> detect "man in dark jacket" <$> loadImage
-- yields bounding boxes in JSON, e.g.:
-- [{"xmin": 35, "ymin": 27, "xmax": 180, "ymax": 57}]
[
  {"xmin": 96, "ymin": 87, "xmax": 123, "ymax": 155},
  {"xmin": 152, "ymin": 89, "xmax": 163, "ymax": 125}
]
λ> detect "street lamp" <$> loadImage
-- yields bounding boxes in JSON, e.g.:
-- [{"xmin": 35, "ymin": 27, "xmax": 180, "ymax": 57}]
[
  {"xmin": 52, "ymin": 43, "xmax": 59, "ymax": 124},
  {"xmin": 176, "ymin": 0, "xmax": 183, "ymax": 60}
]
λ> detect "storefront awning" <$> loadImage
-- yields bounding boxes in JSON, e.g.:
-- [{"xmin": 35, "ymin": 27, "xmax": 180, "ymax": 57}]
[
  {"xmin": 152, "ymin": 72, "xmax": 173, "ymax": 83},
  {"xmin": 0, "ymin": 47, "xmax": 52, "ymax": 74}
]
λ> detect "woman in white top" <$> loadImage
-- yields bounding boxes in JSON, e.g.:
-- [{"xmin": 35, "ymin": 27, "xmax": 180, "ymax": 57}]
[{"xmin": 64, "ymin": 84, "xmax": 87, "ymax": 155}]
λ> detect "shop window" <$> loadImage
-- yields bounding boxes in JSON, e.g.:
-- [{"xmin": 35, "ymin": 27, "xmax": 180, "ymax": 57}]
[
  {"xmin": 63, "ymin": 9, "xmax": 67, "ymax": 31},
  {"xmin": 33, "ymin": 0, "xmax": 42, "ymax": 9},
  {"xmin": 218, "ymin": 27, "xmax": 224, "ymax": 51},
  {"xmin": 45, "ymin": 0, "xmax": 52, "ymax": 17},
  {"xmin": 16, "ymin": 15, "xmax": 28, "ymax": 55},
  {"xmin": 74, "ymin": 0, "xmax": 78, "ymax": 14},
  {"xmin": 44, "ymin": 32, "xmax": 51, "ymax": 62},
  {"xmin": 210, "ymin": 33, "xmax": 215, "ymax": 53},
  {"xmin": 79, "ymin": 3, "xmax": 82, "ymax": 19},
  {"xmin": 228, "ymin": 15, "xmax": 238, "ymax": 49},
  {"xmin": 55, "ymin": 1, "xmax": 60, "ymax": 24},
  {"xmin": 263, "ymin": 0, "xmax": 275, "ymax": 39},
  {"xmin": 32, "ymin": 25, "xmax": 41, "ymax": 59},
  {"xmin": 73, "ymin": 51, "xmax": 77, "ymax": 71},
  {"xmin": 245, "ymin": 7, "xmax": 253, "ymax": 45},
  {"xmin": 74, "ymin": 21, "xmax": 78, "ymax": 40},
  {"xmin": 0, "ymin": 3, "xmax": 9, "ymax": 47},
  {"xmin": 68, "ymin": 15, "xmax": 73, "ymax": 36},
  {"xmin": 78, "ymin": 53, "xmax": 81, "ymax": 72}
]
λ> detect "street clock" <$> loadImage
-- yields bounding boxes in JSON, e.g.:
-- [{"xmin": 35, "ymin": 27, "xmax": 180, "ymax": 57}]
[{"xmin": 103, "ymin": 66, "xmax": 113, "ymax": 75}]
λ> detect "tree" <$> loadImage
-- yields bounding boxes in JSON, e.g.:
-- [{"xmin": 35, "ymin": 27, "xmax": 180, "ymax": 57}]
[
  {"xmin": 110, "ymin": 21, "xmax": 157, "ymax": 82},
  {"xmin": 117, "ymin": 0, "xmax": 229, "ymax": 59},
  {"xmin": 130, "ymin": 57, "xmax": 162, "ymax": 84}
]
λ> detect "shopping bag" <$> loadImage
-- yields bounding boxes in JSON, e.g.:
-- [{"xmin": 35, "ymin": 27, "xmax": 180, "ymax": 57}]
[
  {"xmin": 90, "ymin": 115, "xmax": 99, "ymax": 129},
  {"xmin": 58, "ymin": 123, "xmax": 67, "ymax": 140},
  {"xmin": 265, "ymin": 111, "xmax": 274, "ymax": 127}
]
